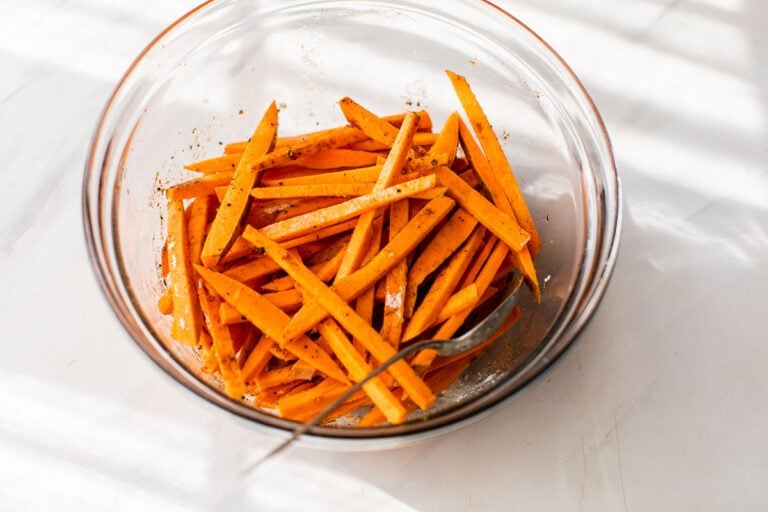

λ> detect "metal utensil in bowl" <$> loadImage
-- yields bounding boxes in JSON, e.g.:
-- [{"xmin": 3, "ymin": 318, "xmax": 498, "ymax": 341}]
[{"xmin": 248, "ymin": 274, "xmax": 525, "ymax": 470}]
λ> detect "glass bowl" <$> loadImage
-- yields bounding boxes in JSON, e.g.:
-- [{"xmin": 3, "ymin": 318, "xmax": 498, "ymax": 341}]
[{"xmin": 83, "ymin": 0, "xmax": 621, "ymax": 448}]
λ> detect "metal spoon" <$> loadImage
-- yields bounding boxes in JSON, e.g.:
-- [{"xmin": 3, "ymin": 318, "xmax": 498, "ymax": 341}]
[{"xmin": 246, "ymin": 274, "xmax": 525, "ymax": 471}]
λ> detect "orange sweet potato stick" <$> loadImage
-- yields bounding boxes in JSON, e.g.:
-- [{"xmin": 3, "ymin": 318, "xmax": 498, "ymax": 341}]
[
  {"xmin": 457, "ymin": 117, "xmax": 512, "ymax": 212},
  {"xmin": 258, "ymin": 153, "xmax": 446, "ymax": 188},
  {"xmin": 252, "ymin": 173, "xmax": 436, "ymax": 243},
  {"xmin": 446, "ymin": 70, "xmax": 541, "ymax": 256},
  {"xmin": 222, "ymin": 212, "xmax": 353, "ymax": 265},
  {"xmin": 310, "ymin": 244, "xmax": 348, "ymax": 282},
  {"xmin": 269, "ymin": 344, "xmax": 297, "ymax": 362},
  {"xmin": 346, "ymin": 131, "xmax": 438, "ymax": 152},
  {"xmin": 263, "ymin": 197, "xmax": 348, "ymax": 224},
  {"xmin": 339, "ymin": 97, "xmax": 401, "ymax": 147},
  {"xmin": 253, "ymin": 381, "xmax": 308, "ymax": 407},
  {"xmin": 194, "ymin": 265, "xmax": 349, "ymax": 384},
  {"xmin": 408, "ymin": 152, "xmax": 450, "ymax": 173},
  {"xmin": 392, "ymin": 109, "xmax": 433, "ymax": 131},
  {"xmin": 261, "ymin": 164, "xmax": 383, "ymax": 187},
  {"xmin": 241, "ymin": 196, "xmax": 345, "ymax": 229},
  {"xmin": 201, "ymin": 101, "xmax": 279, "ymax": 268},
  {"xmin": 427, "ymin": 112, "xmax": 460, "ymax": 167},
  {"xmin": 243, "ymin": 227, "xmax": 436, "ymax": 411},
  {"xmin": 166, "ymin": 199, "xmax": 202, "ymax": 345},
  {"xmin": 250, "ymin": 182, "xmax": 374, "ymax": 199},
  {"xmin": 261, "ymin": 288, "xmax": 303, "ymax": 312},
  {"xmin": 274, "ymin": 148, "xmax": 379, "ymax": 170},
  {"xmin": 320, "ymin": 396, "xmax": 376, "ymax": 424},
  {"xmin": 187, "ymin": 195, "xmax": 211, "ymax": 265}
]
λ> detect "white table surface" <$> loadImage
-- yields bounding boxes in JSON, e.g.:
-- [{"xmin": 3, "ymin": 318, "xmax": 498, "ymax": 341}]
[{"xmin": 2, "ymin": 0, "xmax": 767, "ymax": 510}]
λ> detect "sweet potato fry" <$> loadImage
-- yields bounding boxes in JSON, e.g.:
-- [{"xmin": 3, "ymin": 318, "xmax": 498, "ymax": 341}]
[
  {"xmin": 219, "ymin": 302, "xmax": 246, "ymax": 325},
  {"xmin": 339, "ymin": 97, "xmax": 400, "ymax": 147},
  {"xmin": 261, "ymin": 164, "xmax": 383, "ymax": 187},
  {"xmin": 252, "ymin": 173, "xmax": 436, "ymax": 243},
  {"xmin": 250, "ymin": 182, "xmax": 374, "ymax": 199},
  {"xmin": 201, "ymin": 101, "xmax": 278, "ymax": 268},
  {"xmin": 166, "ymin": 199, "xmax": 202, "ymax": 345},
  {"xmin": 275, "ymin": 148, "xmax": 379, "ymax": 170},
  {"xmin": 427, "ymin": 111, "xmax": 459, "ymax": 166},
  {"xmin": 223, "ymin": 255, "xmax": 282, "ymax": 284},
  {"xmin": 187, "ymin": 195, "xmax": 211, "ymax": 266},
  {"xmin": 446, "ymin": 70, "xmax": 541, "ymax": 256}
]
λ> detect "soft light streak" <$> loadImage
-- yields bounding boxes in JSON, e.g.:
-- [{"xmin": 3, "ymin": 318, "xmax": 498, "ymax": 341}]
[{"xmin": 0, "ymin": 376, "xmax": 208, "ymax": 508}]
